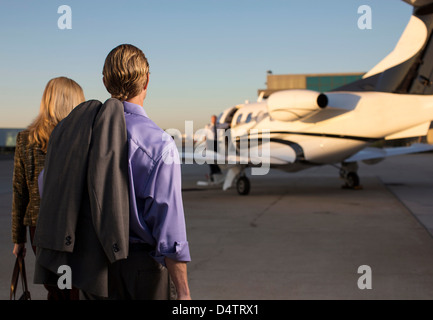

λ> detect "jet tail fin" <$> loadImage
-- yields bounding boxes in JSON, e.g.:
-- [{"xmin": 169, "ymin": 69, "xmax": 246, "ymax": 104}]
[{"xmin": 335, "ymin": 0, "xmax": 433, "ymax": 95}]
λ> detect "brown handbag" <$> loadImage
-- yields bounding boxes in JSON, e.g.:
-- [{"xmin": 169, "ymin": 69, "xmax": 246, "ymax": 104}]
[{"xmin": 10, "ymin": 252, "xmax": 31, "ymax": 300}]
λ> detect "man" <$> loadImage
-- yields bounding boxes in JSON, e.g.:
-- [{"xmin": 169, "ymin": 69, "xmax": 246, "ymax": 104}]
[
  {"xmin": 101, "ymin": 44, "xmax": 191, "ymax": 300},
  {"xmin": 34, "ymin": 44, "xmax": 191, "ymax": 300},
  {"xmin": 204, "ymin": 115, "xmax": 229, "ymax": 182}
]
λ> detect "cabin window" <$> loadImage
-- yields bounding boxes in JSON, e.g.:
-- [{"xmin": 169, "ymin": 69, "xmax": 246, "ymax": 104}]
[
  {"xmin": 236, "ymin": 114, "xmax": 243, "ymax": 124},
  {"xmin": 245, "ymin": 113, "xmax": 253, "ymax": 123}
]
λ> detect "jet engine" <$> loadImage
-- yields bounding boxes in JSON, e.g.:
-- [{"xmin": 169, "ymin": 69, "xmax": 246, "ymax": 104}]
[{"xmin": 267, "ymin": 89, "xmax": 328, "ymax": 121}]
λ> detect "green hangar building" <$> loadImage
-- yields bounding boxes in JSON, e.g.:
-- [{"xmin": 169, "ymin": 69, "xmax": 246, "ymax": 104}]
[{"xmin": 258, "ymin": 72, "xmax": 365, "ymax": 98}]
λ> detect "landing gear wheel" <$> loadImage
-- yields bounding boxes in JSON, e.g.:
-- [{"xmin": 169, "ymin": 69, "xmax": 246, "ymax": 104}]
[
  {"xmin": 340, "ymin": 162, "xmax": 362, "ymax": 190},
  {"xmin": 346, "ymin": 172, "xmax": 360, "ymax": 189},
  {"xmin": 236, "ymin": 176, "xmax": 250, "ymax": 196}
]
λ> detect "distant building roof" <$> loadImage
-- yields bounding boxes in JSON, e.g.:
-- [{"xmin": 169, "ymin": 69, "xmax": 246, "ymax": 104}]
[
  {"xmin": 258, "ymin": 72, "xmax": 365, "ymax": 98},
  {"xmin": 0, "ymin": 128, "xmax": 24, "ymax": 147}
]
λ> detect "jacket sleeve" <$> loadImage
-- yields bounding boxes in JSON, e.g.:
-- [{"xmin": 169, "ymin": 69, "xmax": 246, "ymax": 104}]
[{"xmin": 11, "ymin": 132, "xmax": 29, "ymax": 244}]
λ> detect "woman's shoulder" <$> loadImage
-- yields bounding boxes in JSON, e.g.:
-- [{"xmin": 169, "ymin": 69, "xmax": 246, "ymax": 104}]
[
  {"xmin": 15, "ymin": 129, "xmax": 46, "ymax": 161},
  {"xmin": 16, "ymin": 129, "xmax": 31, "ymax": 145}
]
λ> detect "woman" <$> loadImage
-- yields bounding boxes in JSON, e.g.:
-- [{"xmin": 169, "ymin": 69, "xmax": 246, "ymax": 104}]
[{"xmin": 11, "ymin": 76, "xmax": 85, "ymax": 299}]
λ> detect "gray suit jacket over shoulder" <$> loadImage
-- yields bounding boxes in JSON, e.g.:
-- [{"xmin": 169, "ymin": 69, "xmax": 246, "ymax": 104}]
[{"xmin": 33, "ymin": 98, "xmax": 130, "ymax": 297}]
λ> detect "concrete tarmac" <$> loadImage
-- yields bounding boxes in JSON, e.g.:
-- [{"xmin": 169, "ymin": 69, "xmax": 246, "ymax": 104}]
[{"xmin": 1, "ymin": 152, "xmax": 433, "ymax": 300}]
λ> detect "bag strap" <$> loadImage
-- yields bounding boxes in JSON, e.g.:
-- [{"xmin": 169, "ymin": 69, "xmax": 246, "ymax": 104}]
[
  {"xmin": 18, "ymin": 253, "xmax": 31, "ymax": 300},
  {"xmin": 10, "ymin": 255, "xmax": 20, "ymax": 300},
  {"xmin": 10, "ymin": 251, "xmax": 31, "ymax": 300}
]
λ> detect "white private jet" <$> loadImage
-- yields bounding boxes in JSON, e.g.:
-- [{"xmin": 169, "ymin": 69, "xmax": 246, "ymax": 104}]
[{"xmin": 183, "ymin": 0, "xmax": 433, "ymax": 195}]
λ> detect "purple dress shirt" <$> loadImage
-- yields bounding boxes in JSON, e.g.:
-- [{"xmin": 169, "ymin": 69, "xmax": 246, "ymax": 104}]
[{"xmin": 123, "ymin": 101, "xmax": 190, "ymax": 266}]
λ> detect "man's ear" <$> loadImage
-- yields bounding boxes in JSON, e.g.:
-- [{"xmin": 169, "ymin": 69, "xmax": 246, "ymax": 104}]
[{"xmin": 144, "ymin": 74, "xmax": 149, "ymax": 91}]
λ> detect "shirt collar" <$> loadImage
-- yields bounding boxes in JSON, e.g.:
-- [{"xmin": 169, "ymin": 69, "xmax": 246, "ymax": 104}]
[{"xmin": 123, "ymin": 101, "xmax": 148, "ymax": 118}]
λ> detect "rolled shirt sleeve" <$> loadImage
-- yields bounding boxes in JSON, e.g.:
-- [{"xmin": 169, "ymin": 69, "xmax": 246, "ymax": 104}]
[{"xmin": 139, "ymin": 144, "xmax": 191, "ymax": 266}]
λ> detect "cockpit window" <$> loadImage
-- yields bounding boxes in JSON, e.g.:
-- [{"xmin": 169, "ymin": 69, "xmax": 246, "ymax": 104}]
[
  {"xmin": 217, "ymin": 113, "xmax": 223, "ymax": 124},
  {"xmin": 245, "ymin": 113, "xmax": 253, "ymax": 123},
  {"xmin": 236, "ymin": 114, "xmax": 243, "ymax": 124}
]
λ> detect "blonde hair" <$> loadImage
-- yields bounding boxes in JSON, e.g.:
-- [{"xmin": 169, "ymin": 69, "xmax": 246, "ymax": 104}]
[
  {"xmin": 102, "ymin": 44, "xmax": 149, "ymax": 101},
  {"xmin": 28, "ymin": 77, "xmax": 85, "ymax": 153}
]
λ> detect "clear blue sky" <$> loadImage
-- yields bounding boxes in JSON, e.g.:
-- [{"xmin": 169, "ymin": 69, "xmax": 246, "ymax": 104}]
[{"xmin": 0, "ymin": 0, "xmax": 412, "ymax": 131}]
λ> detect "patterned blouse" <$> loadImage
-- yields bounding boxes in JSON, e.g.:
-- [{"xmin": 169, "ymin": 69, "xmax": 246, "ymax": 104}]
[{"xmin": 11, "ymin": 130, "xmax": 46, "ymax": 244}]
